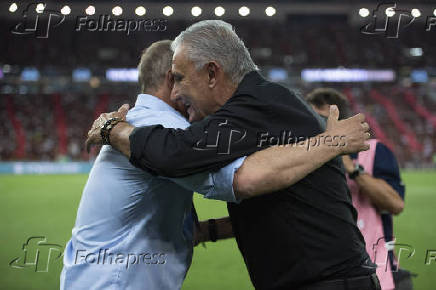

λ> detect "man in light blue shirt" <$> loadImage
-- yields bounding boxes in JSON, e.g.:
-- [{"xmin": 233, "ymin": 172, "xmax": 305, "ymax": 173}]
[{"xmin": 61, "ymin": 40, "xmax": 244, "ymax": 290}]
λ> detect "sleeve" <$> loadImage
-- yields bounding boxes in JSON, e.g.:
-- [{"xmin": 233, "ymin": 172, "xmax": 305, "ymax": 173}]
[
  {"xmin": 182, "ymin": 208, "xmax": 194, "ymax": 242},
  {"xmin": 169, "ymin": 157, "xmax": 246, "ymax": 203},
  {"xmin": 129, "ymin": 94, "xmax": 267, "ymax": 177},
  {"xmin": 372, "ymin": 142, "xmax": 405, "ymax": 200},
  {"xmin": 130, "ymin": 105, "xmax": 246, "ymax": 202}
]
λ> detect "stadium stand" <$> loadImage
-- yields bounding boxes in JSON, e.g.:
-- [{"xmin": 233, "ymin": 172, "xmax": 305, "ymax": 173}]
[
  {"xmin": 1, "ymin": 87, "xmax": 435, "ymax": 168},
  {"xmin": 1, "ymin": 19, "xmax": 435, "ymax": 168}
]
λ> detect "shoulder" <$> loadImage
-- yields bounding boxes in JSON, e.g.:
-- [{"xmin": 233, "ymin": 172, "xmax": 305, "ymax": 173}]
[
  {"xmin": 374, "ymin": 142, "xmax": 397, "ymax": 163},
  {"xmin": 234, "ymin": 75, "xmax": 297, "ymax": 101},
  {"xmin": 373, "ymin": 141, "xmax": 400, "ymax": 177},
  {"xmin": 127, "ymin": 106, "xmax": 190, "ymax": 129},
  {"xmin": 223, "ymin": 81, "xmax": 300, "ymax": 112},
  {"xmin": 373, "ymin": 141, "xmax": 405, "ymax": 198}
]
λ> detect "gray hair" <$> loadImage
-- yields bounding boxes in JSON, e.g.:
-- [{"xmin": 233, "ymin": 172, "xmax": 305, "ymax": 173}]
[
  {"xmin": 171, "ymin": 20, "xmax": 258, "ymax": 84},
  {"xmin": 138, "ymin": 40, "xmax": 173, "ymax": 93}
]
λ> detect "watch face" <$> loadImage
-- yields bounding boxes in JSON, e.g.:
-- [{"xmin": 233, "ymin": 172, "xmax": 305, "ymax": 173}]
[{"xmin": 101, "ymin": 119, "xmax": 109, "ymax": 129}]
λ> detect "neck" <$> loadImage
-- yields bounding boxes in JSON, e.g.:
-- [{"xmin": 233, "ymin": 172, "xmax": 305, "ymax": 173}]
[
  {"xmin": 144, "ymin": 88, "xmax": 174, "ymax": 109},
  {"xmin": 215, "ymin": 82, "xmax": 238, "ymax": 108}
]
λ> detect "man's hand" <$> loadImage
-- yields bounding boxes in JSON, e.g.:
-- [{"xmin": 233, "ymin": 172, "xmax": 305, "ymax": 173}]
[
  {"xmin": 85, "ymin": 104, "xmax": 130, "ymax": 152},
  {"xmin": 325, "ymin": 105, "xmax": 370, "ymax": 155}
]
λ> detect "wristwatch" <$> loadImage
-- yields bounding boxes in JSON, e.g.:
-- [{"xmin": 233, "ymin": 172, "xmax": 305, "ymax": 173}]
[
  {"xmin": 349, "ymin": 163, "xmax": 365, "ymax": 179},
  {"xmin": 100, "ymin": 117, "xmax": 125, "ymax": 145}
]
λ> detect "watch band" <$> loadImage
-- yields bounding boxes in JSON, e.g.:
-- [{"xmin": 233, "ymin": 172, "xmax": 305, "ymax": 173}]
[
  {"xmin": 208, "ymin": 219, "xmax": 217, "ymax": 242},
  {"xmin": 100, "ymin": 117, "xmax": 125, "ymax": 145},
  {"xmin": 349, "ymin": 164, "xmax": 365, "ymax": 180}
]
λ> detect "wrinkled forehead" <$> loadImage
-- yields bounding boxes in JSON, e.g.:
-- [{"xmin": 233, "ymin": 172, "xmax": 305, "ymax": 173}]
[
  {"xmin": 171, "ymin": 45, "xmax": 184, "ymax": 70},
  {"xmin": 172, "ymin": 43, "xmax": 185, "ymax": 62},
  {"xmin": 171, "ymin": 45, "xmax": 195, "ymax": 75}
]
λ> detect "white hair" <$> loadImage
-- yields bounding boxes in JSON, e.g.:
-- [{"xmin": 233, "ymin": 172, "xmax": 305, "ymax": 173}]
[{"xmin": 171, "ymin": 20, "xmax": 258, "ymax": 84}]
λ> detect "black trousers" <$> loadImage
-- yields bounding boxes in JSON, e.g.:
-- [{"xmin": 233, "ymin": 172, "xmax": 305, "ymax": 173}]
[{"xmin": 297, "ymin": 273, "xmax": 381, "ymax": 290}]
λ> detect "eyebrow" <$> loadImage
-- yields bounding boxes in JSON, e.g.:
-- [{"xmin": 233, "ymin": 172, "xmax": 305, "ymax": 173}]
[{"xmin": 173, "ymin": 72, "xmax": 184, "ymax": 80}]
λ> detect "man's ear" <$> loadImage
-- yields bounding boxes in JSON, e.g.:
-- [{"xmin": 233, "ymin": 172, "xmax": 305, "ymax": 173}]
[
  {"xmin": 207, "ymin": 61, "xmax": 220, "ymax": 89},
  {"xmin": 165, "ymin": 69, "xmax": 174, "ymax": 90}
]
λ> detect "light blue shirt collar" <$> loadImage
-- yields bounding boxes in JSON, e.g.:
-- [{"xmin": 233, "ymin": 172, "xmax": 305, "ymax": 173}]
[{"xmin": 135, "ymin": 94, "xmax": 178, "ymax": 113}]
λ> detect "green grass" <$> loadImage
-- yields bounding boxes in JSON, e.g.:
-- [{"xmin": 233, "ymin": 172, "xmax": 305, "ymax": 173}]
[{"xmin": 0, "ymin": 171, "xmax": 435, "ymax": 290}]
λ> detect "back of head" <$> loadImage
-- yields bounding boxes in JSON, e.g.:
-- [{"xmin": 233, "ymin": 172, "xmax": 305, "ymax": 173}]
[
  {"xmin": 171, "ymin": 20, "xmax": 258, "ymax": 84},
  {"xmin": 138, "ymin": 40, "xmax": 173, "ymax": 94},
  {"xmin": 305, "ymin": 88, "xmax": 351, "ymax": 120}
]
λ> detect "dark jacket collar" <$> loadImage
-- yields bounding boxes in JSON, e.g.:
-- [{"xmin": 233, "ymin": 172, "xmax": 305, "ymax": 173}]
[{"xmin": 235, "ymin": 70, "xmax": 266, "ymax": 95}]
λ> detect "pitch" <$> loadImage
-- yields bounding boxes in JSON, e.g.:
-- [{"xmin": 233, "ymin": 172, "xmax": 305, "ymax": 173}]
[{"xmin": 0, "ymin": 172, "xmax": 435, "ymax": 289}]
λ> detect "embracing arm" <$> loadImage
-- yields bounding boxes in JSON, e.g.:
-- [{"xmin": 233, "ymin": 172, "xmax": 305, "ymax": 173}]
[
  {"xmin": 88, "ymin": 105, "xmax": 370, "ymax": 201},
  {"xmin": 110, "ymin": 122, "xmax": 134, "ymax": 157},
  {"xmin": 194, "ymin": 217, "xmax": 235, "ymax": 245},
  {"xmin": 108, "ymin": 120, "xmax": 342, "ymax": 200},
  {"xmin": 233, "ymin": 135, "xmax": 341, "ymax": 199},
  {"xmin": 232, "ymin": 106, "xmax": 370, "ymax": 199}
]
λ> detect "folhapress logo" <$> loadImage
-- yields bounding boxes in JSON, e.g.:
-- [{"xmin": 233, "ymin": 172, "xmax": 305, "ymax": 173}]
[{"xmin": 11, "ymin": 3, "xmax": 65, "ymax": 38}]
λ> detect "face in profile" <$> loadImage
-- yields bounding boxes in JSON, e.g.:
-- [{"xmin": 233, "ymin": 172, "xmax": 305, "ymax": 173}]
[
  {"xmin": 170, "ymin": 45, "xmax": 218, "ymax": 123},
  {"xmin": 168, "ymin": 76, "xmax": 189, "ymax": 119},
  {"xmin": 311, "ymin": 104, "xmax": 330, "ymax": 118}
]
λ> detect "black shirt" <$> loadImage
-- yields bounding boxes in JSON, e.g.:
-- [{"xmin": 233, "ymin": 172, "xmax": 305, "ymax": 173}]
[{"xmin": 129, "ymin": 71, "xmax": 375, "ymax": 289}]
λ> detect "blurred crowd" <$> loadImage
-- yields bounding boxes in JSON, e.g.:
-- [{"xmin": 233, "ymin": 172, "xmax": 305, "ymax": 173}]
[
  {"xmin": 1, "ymin": 18, "xmax": 435, "ymax": 168},
  {"xmin": 1, "ymin": 20, "xmax": 435, "ymax": 70},
  {"xmin": 1, "ymin": 84, "xmax": 435, "ymax": 168},
  {"xmin": 0, "ymin": 93, "xmax": 133, "ymax": 161}
]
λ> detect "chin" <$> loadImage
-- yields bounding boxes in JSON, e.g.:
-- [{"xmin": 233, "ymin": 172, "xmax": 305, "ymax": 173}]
[
  {"xmin": 188, "ymin": 112, "xmax": 202, "ymax": 123},
  {"xmin": 188, "ymin": 114, "xmax": 196, "ymax": 123},
  {"xmin": 179, "ymin": 109, "xmax": 189, "ymax": 119}
]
